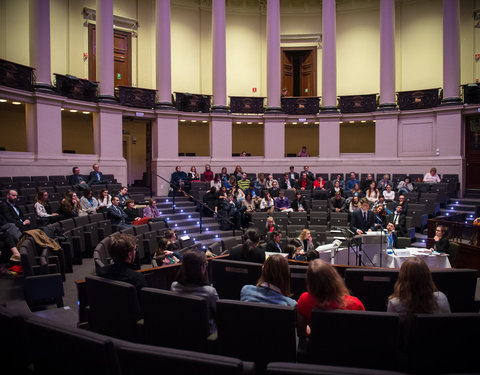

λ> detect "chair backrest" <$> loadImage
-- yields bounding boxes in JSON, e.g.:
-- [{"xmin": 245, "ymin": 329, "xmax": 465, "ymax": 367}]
[
  {"xmin": 344, "ymin": 268, "xmax": 399, "ymax": 311},
  {"xmin": 114, "ymin": 339, "xmax": 254, "ymax": 375},
  {"xmin": 216, "ymin": 299, "xmax": 297, "ymax": 370},
  {"xmin": 93, "ymin": 240, "xmax": 113, "ymax": 275},
  {"xmin": 407, "ymin": 313, "xmax": 480, "ymax": 374},
  {"xmin": 133, "ymin": 224, "xmax": 149, "ymax": 235},
  {"xmin": 266, "ymin": 362, "xmax": 409, "ymax": 375},
  {"xmin": 85, "ymin": 275, "xmax": 141, "ymax": 341},
  {"xmin": 24, "ymin": 315, "xmax": 118, "ymax": 375},
  {"xmin": 289, "ymin": 264, "xmax": 308, "ymax": 300},
  {"xmin": 309, "ymin": 310, "xmax": 400, "ymax": 370},
  {"xmin": 431, "ymin": 268, "xmax": 478, "ymax": 312},
  {"xmin": 211, "ymin": 258, "xmax": 262, "ymax": 299},
  {"xmin": 141, "ymin": 288, "xmax": 210, "ymax": 352}
]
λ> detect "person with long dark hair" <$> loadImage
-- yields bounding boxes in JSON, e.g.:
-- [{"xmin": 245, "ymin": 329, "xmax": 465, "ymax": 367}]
[
  {"xmin": 241, "ymin": 254, "xmax": 296, "ymax": 306},
  {"xmin": 387, "ymin": 257, "xmax": 450, "ymax": 316},
  {"xmin": 229, "ymin": 230, "xmax": 265, "ymax": 263},
  {"xmin": 297, "ymin": 259, "xmax": 365, "ymax": 338},
  {"xmin": 171, "ymin": 250, "xmax": 219, "ymax": 334},
  {"xmin": 34, "ymin": 190, "xmax": 60, "ymax": 223},
  {"xmin": 57, "ymin": 190, "xmax": 80, "ymax": 219}
]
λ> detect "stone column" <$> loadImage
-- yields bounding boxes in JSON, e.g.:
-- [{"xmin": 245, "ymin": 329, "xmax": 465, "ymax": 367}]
[
  {"xmin": 29, "ymin": 0, "xmax": 54, "ymax": 92},
  {"xmin": 212, "ymin": 0, "xmax": 228, "ymax": 112},
  {"xmin": 264, "ymin": 116, "xmax": 285, "ymax": 158},
  {"xmin": 379, "ymin": 0, "xmax": 396, "ymax": 109},
  {"xmin": 96, "ymin": 0, "xmax": 115, "ymax": 102},
  {"xmin": 210, "ymin": 114, "xmax": 232, "ymax": 158},
  {"xmin": 321, "ymin": 0, "xmax": 338, "ymax": 112},
  {"xmin": 156, "ymin": 0, "xmax": 174, "ymax": 109},
  {"xmin": 442, "ymin": 0, "xmax": 461, "ymax": 104},
  {"xmin": 266, "ymin": 0, "xmax": 281, "ymax": 112}
]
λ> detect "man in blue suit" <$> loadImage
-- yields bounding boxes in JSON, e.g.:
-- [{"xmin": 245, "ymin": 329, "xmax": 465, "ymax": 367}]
[{"xmin": 350, "ymin": 198, "xmax": 376, "ymax": 235}]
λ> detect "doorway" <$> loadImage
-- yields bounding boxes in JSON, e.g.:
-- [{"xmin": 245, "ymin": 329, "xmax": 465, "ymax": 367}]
[
  {"xmin": 281, "ymin": 48, "xmax": 317, "ymax": 97},
  {"xmin": 122, "ymin": 119, "xmax": 152, "ymax": 188},
  {"xmin": 465, "ymin": 116, "xmax": 480, "ymax": 188},
  {"xmin": 88, "ymin": 24, "xmax": 132, "ymax": 87}
]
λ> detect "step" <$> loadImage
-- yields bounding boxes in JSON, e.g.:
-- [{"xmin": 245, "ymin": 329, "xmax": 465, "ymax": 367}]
[
  {"xmin": 444, "ymin": 203, "xmax": 477, "ymax": 212},
  {"xmin": 439, "ymin": 209, "xmax": 476, "ymax": 218}
]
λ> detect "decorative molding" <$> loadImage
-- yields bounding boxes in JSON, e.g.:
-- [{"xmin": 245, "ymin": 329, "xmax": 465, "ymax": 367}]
[
  {"xmin": 82, "ymin": 8, "xmax": 138, "ymax": 37},
  {"xmin": 280, "ymin": 33, "xmax": 322, "ymax": 48}
]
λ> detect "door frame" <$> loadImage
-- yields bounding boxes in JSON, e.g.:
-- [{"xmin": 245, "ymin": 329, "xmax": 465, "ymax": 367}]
[{"xmin": 281, "ymin": 47, "xmax": 317, "ymax": 97}]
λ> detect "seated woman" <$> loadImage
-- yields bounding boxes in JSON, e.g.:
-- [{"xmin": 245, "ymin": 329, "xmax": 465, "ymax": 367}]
[
  {"xmin": 97, "ymin": 189, "xmax": 112, "ymax": 211},
  {"xmin": 34, "ymin": 190, "xmax": 60, "ymax": 224},
  {"xmin": 143, "ymin": 199, "xmax": 167, "ymax": 224},
  {"xmin": 298, "ymin": 229, "xmax": 315, "ymax": 254},
  {"xmin": 80, "ymin": 189, "xmax": 100, "ymax": 214},
  {"xmin": 382, "ymin": 184, "xmax": 395, "ymax": 201},
  {"xmin": 241, "ymin": 191, "xmax": 256, "ymax": 227},
  {"xmin": 254, "ymin": 172, "xmax": 267, "ymax": 193},
  {"xmin": 152, "ymin": 238, "xmax": 180, "ymax": 267},
  {"xmin": 241, "ymin": 254, "xmax": 297, "ymax": 306},
  {"xmin": 203, "ymin": 164, "xmax": 214, "ymax": 183},
  {"xmin": 57, "ymin": 190, "xmax": 80, "ymax": 219},
  {"xmin": 387, "ymin": 257, "xmax": 451, "ymax": 316},
  {"xmin": 349, "ymin": 182, "xmax": 363, "ymax": 198},
  {"xmin": 374, "ymin": 204, "xmax": 387, "ymax": 229},
  {"xmin": 210, "ymin": 173, "xmax": 222, "ymax": 191},
  {"xmin": 291, "ymin": 191, "xmax": 308, "ymax": 212},
  {"xmin": 170, "ymin": 250, "xmax": 219, "ymax": 335},
  {"xmin": 188, "ymin": 166, "xmax": 200, "ymax": 182},
  {"xmin": 348, "ymin": 195, "xmax": 361, "ymax": 213},
  {"xmin": 225, "ymin": 175, "xmax": 237, "ymax": 189},
  {"xmin": 287, "ymin": 238, "xmax": 307, "ymax": 261},
  {"xmin": 397, "ymin": 176, "xmax": 414, "ymax": 193},
  {"xmin": 259, "ymin": 191, "xmax": 275, "ymax": 213},
  {"xmin": 229, "ymin": 231, "xmax": 265, "ymax": 264},
  {"xmin": 366, "ymin": 181, "xmax": 380, "ymax": 204},
  {"xmin": 265, "ymin": 216, "xmax": 278, "ymax": 234},
  {"xmin": 423, "ymin": 167, "xmax": 441, "ymax": 183},
  {"xmin": 297, "ymin": 259, "xmax": 365, "ymax": 338},
  {"xmin": 430, "ymin": 225, "xmax": 449, "ymax": 253},
  {"xmin": 124, "ymin": 199, "xmax": 149, "ymax": 225}
]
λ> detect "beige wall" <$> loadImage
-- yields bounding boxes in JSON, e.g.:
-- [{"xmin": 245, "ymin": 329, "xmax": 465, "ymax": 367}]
[
  {"xmin": 284, "ymin": 124, "xmax": 319, "ymax": 156},
  {"xmin": 0, "ymin": 102, "xmax": 27, "ymax": 152},
  {"xmin": 123, "ymin": 119, "xmax": 148, "ymax": 183},
  {"xmin": 61, "ymin": 111, "xmax": 94, "ymax": 154},
  {"xmin": 232, "ymin": 123, "xmax": 264, "ymax": 156},
  {"xmin": 178, "ymin": 122, "xmax": 210, "ymax": 156},
  {"xmin": 340, "ymin": 122, "xmax": 375, "ymax": 153}
]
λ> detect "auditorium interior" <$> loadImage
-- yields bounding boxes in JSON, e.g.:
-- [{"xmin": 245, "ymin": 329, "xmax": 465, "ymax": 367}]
[{"xmin": 1, "ymin": 0, "xmax": 480, "ymax": 374}]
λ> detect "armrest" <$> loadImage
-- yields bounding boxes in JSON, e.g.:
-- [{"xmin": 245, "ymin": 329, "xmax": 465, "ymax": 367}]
[{"xmin": 24, "ymin": 273, "xmax": 64, "ymax": 303}]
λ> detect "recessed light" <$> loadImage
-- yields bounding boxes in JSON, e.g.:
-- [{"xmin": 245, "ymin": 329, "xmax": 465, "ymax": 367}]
[
  {"xmin": 304, "ymin": 122, "xmax": 308, "ymax": 125},
  {"xmin": 11, "ymin": 101, "xmax": 21, "ymax": 105},
  {"xmin": 292, "ymin": 122, "xmax": 297, "ymax": 125},
  {"xmin": 247, "ymin": 122, "xmax": 252, "ymax": 124},
  {"xmin": 180, "ymin": 119, "xmax": 186, "ymax": 122},
  {"xmin": 349, "ymin": 121, "xmax": 354, "ymax": 124},
  {"xmin": 70, "ymin": 109, "xmax": 78, "ymax": 113},
  {"xmin": 61, "ymin": 108, "xmax": 65, "ymax": 111},
  {"xmin": 258, "ymin": 122, "xmax": 263, "ymax": 125},
  {"xmin": 202, "ymin": 120, "xmax": 208, "ymax": 123},
  {"xmin": 236, "ymin": 122, "xmax": 241, "ymax": 124},
  {"xmin": 0, "ymin": 99, "xmax": 7, "ymax": 103},
  {"xmin": 82, "ymin": 111, "xmax": 90, "ymax": 114},
  {"xmin": 192, "ymin": 120, "xmax": 197, "ymax": 123}
]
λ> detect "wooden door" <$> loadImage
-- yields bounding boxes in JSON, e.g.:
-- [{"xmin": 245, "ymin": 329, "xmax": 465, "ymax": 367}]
[
  {"xmin": 281, "ymin": 48, "xmax": 316, "ymax": 97},
  {"xmin": 465, "ymin": 116, "xmax": 480, "ymax": 188},
  {"xmin": 88, "ymin": 24, "xmax": 132, "ymax": 87}
]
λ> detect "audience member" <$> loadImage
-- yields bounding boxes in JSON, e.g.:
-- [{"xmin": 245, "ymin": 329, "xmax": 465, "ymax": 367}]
[
  {"xmin": 329, "ymin": 180, "xmax": 345, "ymax": 198},
  {"xmin": 260, "ymin": 191, "xmax": 275, "ymax": 213},
  {"xmin": 188, "ymin": 166, "xmax": 200, "ymax": 182},
  {"xmin": 219, "ymin": 167, "xmax": 229, "ymax": 182},
  {"xmin": 388, "ymin": 204, "xmax": 407, "ymax": 237},
  {"xmin": 265, "ymin": 216, "xmax": 278, "ymax": 234},
  {"xmin": 291, "ymin": 191, "xmax": 308, "ymax": 212},
  {"xmin": 349, "ymin": 182, "xmax": 363, "ymax": 198},
  {"xmin": 218, "ymin": 193, "xmax": 242, "ymax": 230},
  {"xmin": 280, "ymin": 172, "xmax": 296, "ymax": 190},
  {"xmin": 296, "ymin": 172, "xmax": 313, "ymax": 191},
  {"xmin": 117, "ymin": 186, "xmax": 130, "ymax": 208},
  {"xmin": 385, "ymin": 222, "xmax": 399, "ymax": 250},
  {"xmin": 241, "ymin": 254, "xmax": 296, "ymax": 306},
  {"xmin": 254, "ymin": 173, "xmax": 267, "ymax": 192},
  {"xmin": 382, "ymin": 184, "xmax": 395, "ymax": 201},
  {"xmin": 297, "ymin": 146, "xmax": 310, "ymax": 157},
  {"xmin": 397, "ymin": 194, "xmax": 408, "ymax": 214},
  {"xmin": 387, "ymin": 257, "xmax": 451, "ymax": 316},
  {"xmin": 203, "ymin": 164, "xmax": 214, "ymax": 183},
  {"xmin": 331, "ymin": 174, "xmax": 344, "ymax": 189},
  {"xmin": 377, "ymin": 173, "xmax": 391, "ymax": 191},
  {"xmin": 430, "ymin": 225, "xmax": 449, "ymax": 253},
  {"xmin": 266, "ymin": 230, "xmax": 283, "ymax": 253},
  {"xmin": 80, "ymin": 189, "xmax": 100, "ymax": 214},
  {"xmin": 313, "ymin": 175, "xmax": 326, "ymax": 190},
  {"xmin": 57, "ymin": 190, "xmax": 80, "ymax": 219},
  {"xmin": 225, "ymin": 175, "xmax": 237, "ymax": 189},
  {"xmin": 265, "ymin": 174, "xmax": 278, "ymax": 190},
  {"xmin": 229, "ymin": 231, "xmax": 265, "ymax": 264},
  {"xmin": 203, "ymin": 187, "xmax": 219, "ymax": 217},
  {"xmin": 233, "ymin": 165, "xmax": 243, "ymax": 180},
  {"xmin": 288, "ymin": 166, "xmax": 299, "ymax": 181},
  {"xmin": 366, "ymin": 181, "xmax": 380, "ymax": 204},
  {"xmin": 88, "ymin": 163, "xmax": 110, "ymax": 185},
  {"xmin": 107, "ymin": 196, "xmax": 131, "ymax": 230},
  {"xmin": 372, "ymin": 196, "xmax": 391, "ymax": 215},
  {"xmin": 153, "ymin": 238, "xmax": 179, "ymax": 266},
  {"xmin": 361, "ymin": 173, "xmax": 375, "ymax": 192},
  {"xmin": 288, "ymin": 238, "xmax": 307, "ymax": 261},
  {"xmin": 328, "ymin": 191, "xmax": 346, "ymax": 213},
  {"xmin": 69, "ymin": 166, "xmax": 89, "ymax": 192},
  {"xmin": 0, "ymin": 190, "xmax": 34, "ymax": 231},
  {"xmin": 269, "ymin": 180, "xmax": 281, "ymax": 198},
  {"xmin": 143, "ymin": 199, "xmax": 165, "ymax": 223},
  {"xmin": 237, "ymin": 172, "xmax": 250, "ymax": 191},
  {"xmin": 124, "ymin": 199, "xmax": 145, "ymax": 225},
  {"xmin": 34, "ymin": 190, "xmax": 59, "ymax": 224},
  {"xmin": 424, "ymin": 167, "xmax": 441, "ymax": 183},
  {"xmin": 99, "ymin": 233, "xmax": 146, "ymax": 296},
  {"xmin": 397, "ymin": 176, "xmax": 414, "ymax": 193},
  {"xmin": 170, "ymin": 166, "xmax": 189, "ymax": 192},
  {"xmin": 210, "ymin": 174, "xmax": 222, "ymax": 191},
  {"xmin": 241, "ymin": 191, "xmax": 256, "ymax": 227},
  {"xmin": 349, "ymin": 195, "xmax": 361, "ymax": 213},
  {"xmin": 297, "ymin": 259, "xmax": 365, "ymax": 337},
  {"xmin": 298, "ymin": 229, "xmax": 315, "ymax": 254},
  {"xmin": 0, "ymin": 228, "xmax": 21, "ymax": 265},
  {"xmin": 171, "ymin": 250, "xmax": 219, "ymax": 335},
  {"xmin": 345, "ymin": 172, "xmax": 359, "ymax": 192},
  {"xmin": 373, "ymin": 204, "xmax": 387, "ymax": 228},
  {"xmin": 98, "ymin": 189, "xmax": 112, "ymax": 210},
  {"xmin": 274, "ymin": 190, "xmax": 293, "ymax": 212},
  {"xmin": 350, "ymin": 197, "xmax": 376, "ymax": 235},
  {"xmin": 303, "ymin": 166, "xmax": 314, "ymax": 181}
]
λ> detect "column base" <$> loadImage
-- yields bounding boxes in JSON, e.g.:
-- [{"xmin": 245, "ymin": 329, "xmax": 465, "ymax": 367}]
[
  {"xmin": 378, "ymin": 102, "xmax": 398, "ymax": 111},
  {"xmin": 320, "ymin": 106, "xmax": 339, "ymax": 113},
  {"xmin": 34, "ymin": 83, "xmax": 56, "ymax": 93},
  {"xmin": 265, "ymin": 106, "xmax": 283, "ymax": 113},
  {"xmin": 156, "ymin": 102, "xmax": 175, "ymax": 110},
  {"xmin": 441, "ymin": 97, "xmax": 462, "ymax": 106},
  {"xmin": 98, "ymin": 95, "xmax": 118, "ymax": 104},
  {"xmin": 211, "ymin": 105, "xmax": 230, "ymax": 113}
]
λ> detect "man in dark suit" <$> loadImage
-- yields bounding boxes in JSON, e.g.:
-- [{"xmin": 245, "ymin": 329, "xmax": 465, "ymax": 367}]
[
  {"xmin": 387, "ymin": 204, "xmax": 407, "ymax": 237},
  {"xmin": 303, "ymin": 166, "xmax": 314, "ymax": 181},
  {"xmin": 328, "ymin": 192, "xmax": 347, "ymax": 213},
  {"xmin": 107, "ymin": 196, "xmax": 131, "ymax": 231},
  {"xmin": 69, "ymin": 166, "xmax": 90, "ymax": 191},
  {"xmin": 88, "ymin": 163, "xmax": 110, "ymax": 185},
  {"xmin": 279, "ymin": 172, "xmax": 296, "ymax": 190},
  {"xmin": 0, "ymin": 190, "xmax": 34, "ymax": 231},
  {"xmin": 266, "ymin": 230, "xmax": 283, "ymax": 253},
  {"xmin": 288, "ymin": 166, "xmax": 299, "ymax": 181},
  {"xmin": 295, "ymin": 172, "xmax": 313, "ymax": 191},
  {"xmin": 350, "ymin": 198, "xmax": 376, "ymax": 235}
]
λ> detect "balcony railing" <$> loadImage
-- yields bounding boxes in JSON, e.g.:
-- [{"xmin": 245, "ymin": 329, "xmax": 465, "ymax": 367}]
[
  {"xmin": 281, "ymin": 96, "xmax": 320, "ymax": 115},
  {"xmin": 397, "ymin": 88, "xmax": 441, "ymax": 110},
  {"xmin": 229, "ymin": 96, "xmax": 265, "ymax": 114},
  {"xmin": 54, "ymin": 74, "xmax": 98, "ymax": 102},
  {"xmin": 174, "ymin": 92, "xmax": 211, "ymax": 113},
  {"xmin": 117, "ymin": 86, "xmax": 156, "ymax": 109},
  {"xmin": 338, "ymin": 94, "xmax": 377, "ymax": 113},
  {"xmin": 0, "ymin": 59, "xmax": 34, "ymax": 91}
]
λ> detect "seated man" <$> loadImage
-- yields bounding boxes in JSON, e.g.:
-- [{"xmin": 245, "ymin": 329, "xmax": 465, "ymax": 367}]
[
  {"xmin": 377, "ymin": 174, "xmax": 391, "ymax": 191},
  {"xmin": 328, "ymin": 192, "xmax": 347, "ymax": 213},
  {"xmin": 218, "ymin": 193, "xmax": 241, "ymax": 230},
  {"xmin": 361, "ymin": 173, "xmax": 375, "ymax": 192},
  {"xmin": 98, "ymin": 233, "xmax": 146, "ymax": 295},
  {"xmin": 107, "ymin": 196, "xmax": 131, "ymax": 231},
  {"xmin": 274, "ymin": 190, "xmax": 293, "ymax": 212},
  {"xmin": 0, "ymin": 190, "xmax": 34, "ymax": 232},
  {"xmin": 170, "ymin": 166, "xmax": 189, "ymax": 193},
  {"xmin": 295, "ymin": 172, "xmax": 313, "ymax": 191},
  {"xmin": 237, "ymin": 172, "xmax": 251, "ymax": 191},
  {"xmin": 387, "ymin": 204, "xmax": 407, "ymax": 237},
  {"xmin": 68, "ymin": 166, "xmax": 90, "ymax": 192},
  {"xmin": 269, "ymin": 180, "xmax": 281, "ymax": 198},
  {"xmin": 288, "ymin": 166, "xmax": 299, "ymax": 181},
  {"xmin": 88, "ymin": 163, "xmax": 110, "ymax": 185},
  {"xmin": 117, "ymin": 186, "xmax": 130, "ymax": 208},
  {"xmin": 345, "ymin": 172, "xmax": 359, "ymax": 193},
  {"xmin": 350, "ymin": 198, "xmax": 376, "ymax": 235},
  {"xmin": 331, "ymin": 174, "xmax": 344, "ymax": 189},
  {"xmin": 303, "ymin": 166, "xmax": 314, "ymax": 181},
  {"xmin": 279, "ymin": 172, "xmax": 296, "ymax": 190},
  {"xmin": 266, "ymin": 230, "xmax": 283, "ymax": 253}
]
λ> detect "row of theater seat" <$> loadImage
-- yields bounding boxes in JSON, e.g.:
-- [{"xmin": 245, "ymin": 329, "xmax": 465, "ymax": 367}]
[{"xmin": 79, "ymin": 268, "xmax": 480, "ymax": 374}]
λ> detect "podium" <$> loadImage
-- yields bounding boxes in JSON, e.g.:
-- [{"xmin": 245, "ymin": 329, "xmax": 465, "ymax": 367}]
[{"xmin": 354, "ymin": 231, "xmax": 387, "ymax": 267}]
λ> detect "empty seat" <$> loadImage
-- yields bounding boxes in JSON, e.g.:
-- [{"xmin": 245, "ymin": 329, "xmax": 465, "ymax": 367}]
[
  {"xmin": 288, "ymin": 211, "xmax": 308, "ymax": 225},
  {"xmin": 211, "ymin": 258, "xmax": 262, "ymax": 299},
  {"xmin": 431, "ymin": 268, "xmax": 479, "ymax": 312},
  {"xmin": 329, "ymin": 212, "xmax": 349, "ymax": 227}
]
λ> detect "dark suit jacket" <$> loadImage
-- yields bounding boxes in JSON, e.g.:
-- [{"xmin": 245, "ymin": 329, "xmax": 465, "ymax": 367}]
[
  {"xmin": 328, "ymin": 196, "xmax": 346, "ymax": 212},
  {"xmin": 279, "ymin": 178, "xmax": 296, "ymax": 190},
  {"xmin": 289, "ymin": 172, "xmax": 299, "ymax": 181},
  {"xmin": 350, "ymin": 209, "xmax": 376, "ymax": 234},
  {"xmin": 291, "ymin": 198, "xmax": 309, "ymax": 212},
  {"xmin": 0, "ymin": 201, "xmax": 25, "ymax": 229},
  {"xmin": 88, "ymin": 171, "xmax": 105, "ymax": 185},
  {"xmin": 387, "ymin": 213, "xmax": 407, "ymax": 237},
  {"xmin": 69, "ymin": 174, "xmax": 88, "ymax": 186},
  {"xmin": 295, "ymin": 179, "xmax": 313, "ymax": 190},
  {"xmin": 107, "ymin": 205, "xmax": 128, "ymax": 225},
  {"xmin": 266, "ymin": 240, "xmax": 282, "ymax": 253}
]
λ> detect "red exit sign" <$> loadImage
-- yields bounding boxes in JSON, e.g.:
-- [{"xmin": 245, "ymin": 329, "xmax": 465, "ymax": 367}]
[{"xmin": 252, "ymin": 87, "xmax": 257, "ymax": 93}]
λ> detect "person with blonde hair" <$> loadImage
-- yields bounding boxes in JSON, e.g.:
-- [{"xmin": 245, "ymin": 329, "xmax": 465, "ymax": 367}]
[
  {"xmin": 387, "ymin": 257, "xmax": 450, "ymax": 316},
  {"xmin": 241, "ymin": 254, "xmax": 296, "ymax": 306},
  {"xmin": 298, "ymin": 229, "xmax": 315, "ymax": 253},
  {"xmin": 297, "ymin": 259, "xmax": 365, "ymax": 337}
]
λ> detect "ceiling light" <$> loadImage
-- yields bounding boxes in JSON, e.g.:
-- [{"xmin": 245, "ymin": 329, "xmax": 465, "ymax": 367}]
[
  {"xmin": 180, "ymin": 119, "xmax": 186, "ymax": 122},
  {"xmin": 349, "ymin": 121, "xmax": 354, "ymax": 124},
  {"xmin": 70, "ymin": 109, "xmax": 78, "ymax": 113},
  {"xmin": 361, "ymin": 120, "xmax": 366, "ymax": 123},
  {"xmin": 82, "ymin": 111, "xmax": 90, "ymax": 114},
  {"xmin": 11, "ymin": 101, "xmax": 21, "ymax": 105},
  {"xmin": 0, "ymin": 99, "xmax": 7, "ymax": 103}
]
